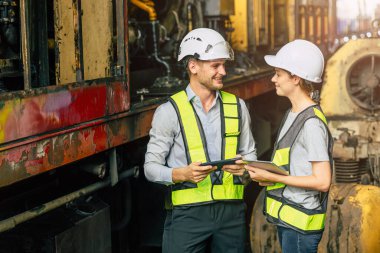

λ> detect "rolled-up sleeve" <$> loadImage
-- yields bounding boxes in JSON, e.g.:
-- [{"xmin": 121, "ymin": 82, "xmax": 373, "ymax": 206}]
[{"xmin": 144, "ymin": 102, "xmax": 177, "ymax": 185}]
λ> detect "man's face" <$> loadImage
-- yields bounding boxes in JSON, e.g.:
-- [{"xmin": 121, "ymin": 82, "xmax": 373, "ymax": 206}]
[{"xmin": 191, "ymin": 59, "xmax": 227, "ymax": 90}]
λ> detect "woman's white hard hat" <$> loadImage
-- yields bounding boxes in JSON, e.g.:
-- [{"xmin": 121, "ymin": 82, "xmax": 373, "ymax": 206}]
[
  {"xmin": 177, "ymin": 28, "xmax": 234, "ymax": 61},
  {"xmin": 264, "ymin": 39, "xmax": 324, "ymax": 83}
]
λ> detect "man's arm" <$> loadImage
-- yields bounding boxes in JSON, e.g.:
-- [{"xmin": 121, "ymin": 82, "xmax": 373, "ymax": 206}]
[
  {"xmin": 144, "ymin": 103, "xmax": 177, "ymax": 185},
  {"xmin": 144, "ymin": 102, "xmax": 216, "ymax": 185}
]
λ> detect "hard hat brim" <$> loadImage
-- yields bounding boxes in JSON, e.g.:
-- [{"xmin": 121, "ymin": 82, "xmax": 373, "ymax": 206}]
[{"xmin": 264, "ymin": 55, "xmax": 279, "ymax": 68}]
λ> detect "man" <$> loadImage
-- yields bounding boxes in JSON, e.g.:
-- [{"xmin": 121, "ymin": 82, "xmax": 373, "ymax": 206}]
[{"xmin": 144, "ymin": 28, "xmax": 256, "ymax": 253}]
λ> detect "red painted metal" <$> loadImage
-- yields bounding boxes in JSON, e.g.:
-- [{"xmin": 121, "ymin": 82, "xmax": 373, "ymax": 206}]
[{"xmin": 0, "ymin": 70, "xmax": 273, "ymax": 188}]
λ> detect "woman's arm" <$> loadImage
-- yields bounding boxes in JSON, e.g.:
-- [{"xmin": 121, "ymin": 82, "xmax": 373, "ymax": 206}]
[{"xmin": 246, "ymin": 160, "xmax": 331, "ymax": 192}]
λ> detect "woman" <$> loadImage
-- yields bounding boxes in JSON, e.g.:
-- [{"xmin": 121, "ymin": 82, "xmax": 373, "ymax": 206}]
[{"xmin": 246, "ymin": 39, "xmax": 333, "ymax": 253}]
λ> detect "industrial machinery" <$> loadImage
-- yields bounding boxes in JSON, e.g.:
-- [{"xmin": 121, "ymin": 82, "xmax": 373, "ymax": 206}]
[
  {"xmin": 249, "ymin": 5, "xmax": 380, "ymax": 252},
  {"xmin": 0, "ymin": 0, "xmax": 278, "ymax": 251},
  {"xmin": 0, "ymin": 0, "xmax": 376, "ymax": 252},
  {"xmin": 318, "ymin": 38, "xmax": 380, "ymax": 253}
]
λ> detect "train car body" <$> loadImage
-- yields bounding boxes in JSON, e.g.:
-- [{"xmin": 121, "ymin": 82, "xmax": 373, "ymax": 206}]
[
  {"xmin": 0, "ymin": 0, "xmax": 277, "ymax": 251},
  {"xmin": 0, "ymin": 0, "xmax": 378, "ymax": 252}
]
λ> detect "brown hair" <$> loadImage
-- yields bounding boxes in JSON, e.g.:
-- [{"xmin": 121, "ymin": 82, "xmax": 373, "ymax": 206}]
[
  {"xmin": 299, "ymin": 78, "xmax": 320, "ymax": 103},
  {"xmin": 284, "ymin": 70, "xmax": 320, "ymax": 103},
  {"xmin": 299, "ymin": 78, "xmax": 314, "ymax": 95}
]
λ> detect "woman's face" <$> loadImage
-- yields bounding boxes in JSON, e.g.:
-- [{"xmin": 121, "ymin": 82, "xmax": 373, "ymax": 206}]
[{"xmin": 271, "ymin": 68, "xmax": 298, "ymax": 97}]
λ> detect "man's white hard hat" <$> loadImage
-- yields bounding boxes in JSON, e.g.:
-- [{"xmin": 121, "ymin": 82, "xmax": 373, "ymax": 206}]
[
  {"xmin": 177, "ymin": 28, "xmax": 234, "ymax": 62},
  {"xmin": 264, "ymin": 39, "xmax": 324, "ymax": 83}
]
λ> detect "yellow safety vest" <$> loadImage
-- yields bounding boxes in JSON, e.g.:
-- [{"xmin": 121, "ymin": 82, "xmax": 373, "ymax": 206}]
[
  {"xmin": 169, "ymin": 90, "xmax": 244, "ymax": 206},
  {"xmin": 265, "ymin": 105, "xmax": 333, "ymax": 234}
]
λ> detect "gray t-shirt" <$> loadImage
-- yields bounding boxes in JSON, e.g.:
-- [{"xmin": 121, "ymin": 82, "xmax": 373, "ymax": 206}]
[{"xmin": 278, "ymin": 110, "xmax": 330, "ymax": 209}]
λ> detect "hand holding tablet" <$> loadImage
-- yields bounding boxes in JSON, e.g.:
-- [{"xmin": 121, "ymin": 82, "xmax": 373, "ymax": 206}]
[
  {"xmin": 243, "ymin": 160, "xmax": 289, "ymax": 175},
  {"xmin": 200, "ymin": 157, "xmax": 241, "ymax": 171}
]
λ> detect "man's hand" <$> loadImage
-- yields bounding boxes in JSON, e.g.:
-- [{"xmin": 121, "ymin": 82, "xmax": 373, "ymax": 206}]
[
  {"xmin": 222, "ymin": 159, "xmax": 246, "ymax": 176},
  {"xmin": 173, "ymin": 162, "xmax": 216, "ymax": 183}
]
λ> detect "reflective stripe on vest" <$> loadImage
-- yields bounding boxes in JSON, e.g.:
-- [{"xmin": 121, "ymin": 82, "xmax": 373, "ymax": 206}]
[
  {"xmin": 265, "ymin": 105, "xmax": 333, "ymax": 233},
  {"xmin": 169, "ymin": 90, "xmax": 244, "ymax": 206},
  {"xmin": 266, "ymin": 197, "xmax": 326, "ymax": 231}
]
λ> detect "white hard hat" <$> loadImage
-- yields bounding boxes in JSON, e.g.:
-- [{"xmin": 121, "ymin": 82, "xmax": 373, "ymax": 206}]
[
  {"xmin": 264, "ymin": 39, "xmax": 324, "ymax": 83},
  {"xmin": 177, "ymin": 28, "xmax": 234, "ymax": 61}
]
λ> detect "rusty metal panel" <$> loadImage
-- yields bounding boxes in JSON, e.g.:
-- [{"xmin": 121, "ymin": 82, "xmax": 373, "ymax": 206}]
[
  {"xmin": 0, "ymin": 103, "xmax": 152, "ymax": 188},
  {"xmin": 0, "ymin": 83, "xmax": 108, "ymax": 144},
  {"xmin": 54, "ymin": 0, "xmax": 77, "ymax": 84},
  {"xmin": 107, "ymin": 105, "xmax": 156, "ymax": 148},
  {"xmin": 107, "ymin": 81, "xmax": 130, "ymax": 114},
  {"xmin": 82, "ymin": 0, "xmax": 113, "ymax": 80}
]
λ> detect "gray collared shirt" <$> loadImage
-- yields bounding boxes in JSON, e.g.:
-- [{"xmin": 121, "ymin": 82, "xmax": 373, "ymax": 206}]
[{"xmin": 144, "ymin": 85, "xmax": 257, "ymax": 184}]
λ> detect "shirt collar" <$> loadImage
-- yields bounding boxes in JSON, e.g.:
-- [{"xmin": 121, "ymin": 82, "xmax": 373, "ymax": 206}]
[{"xmin": 185, "ymin": 84, "xmax": 222, "ymax": 102}]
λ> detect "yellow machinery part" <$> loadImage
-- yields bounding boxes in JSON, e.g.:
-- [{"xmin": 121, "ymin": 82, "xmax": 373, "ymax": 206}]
[
  {"xmin": 230, "ymin": 0, "xmax": 248, "ymax": 52},
  {"xmin": 250, "ymin": 184, "xmax": 380, "ymax": 252},
  {"xmin": 320, "ymin": 39, "xmax": 380, "ymax": 117},
  {"xmin": 319, "ymin": 184, "xmax": 380, "ymax": 253},
  {"xmin": 54, "ymin": 0, "xmax": 113, "ymax": 84},
  {"xmin": 130, "ymin": 0, "xmax": 157, "ymax": 21}
]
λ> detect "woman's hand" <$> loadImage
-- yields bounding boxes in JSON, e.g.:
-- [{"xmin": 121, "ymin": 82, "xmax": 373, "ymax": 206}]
[{"xmin": 245, "ymin": 165, "xmax": 276, "ymax": 185}]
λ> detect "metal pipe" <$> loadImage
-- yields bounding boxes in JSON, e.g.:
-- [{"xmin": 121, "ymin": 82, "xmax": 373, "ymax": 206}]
[
  {"xmin": 247, "ymin": 0, "xmax": 256, "ymax": 53},
  {"xmin": 82, "ymin": 162, "xmax": 107, "ymax": 178},
  {"xmin": 0, "ymin": 168, "xmax": 136, "ymax": 233},
  {"xmin": 20, "ymin": 0, "xmax": 31, "ymax": 90},
  {"xmin": 130, "ymin": 0, "xmax": 156, "ymax": 21},
  {"xmin": 187, "ymin": 3, "xmax": 193, "ymax": 31},
  {"xmin": 110, "ymin": 148, "xmax": 119, "ymax": 186},
  {"xmin": 151, "ymin": 21, "xmax": 171, "ymax": 76}
]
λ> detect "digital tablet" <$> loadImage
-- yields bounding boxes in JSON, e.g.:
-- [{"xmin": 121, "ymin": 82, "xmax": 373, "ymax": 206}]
[
  {"xmin": 200, "ymin": 157, "xmax": 240, "ymax": 170},
  {"xmin": 243, "ymin": 160, "xmax": 289, "ymax": 175}
]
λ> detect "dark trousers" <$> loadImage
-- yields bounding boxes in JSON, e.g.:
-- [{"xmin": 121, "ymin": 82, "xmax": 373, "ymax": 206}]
[
  {"xmin": 162, "ymin": 201, "xmax": 246, "ymax": 253},
  {"xmin": 277, "ymin": 226, "xmax": 323, "ymax": 253}
]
